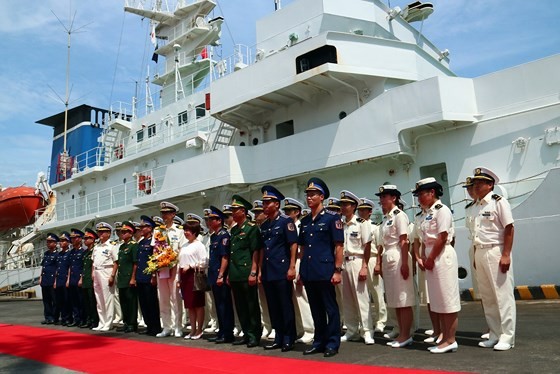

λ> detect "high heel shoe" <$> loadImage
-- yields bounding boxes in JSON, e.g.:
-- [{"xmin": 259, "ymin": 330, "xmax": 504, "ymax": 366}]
[
  {"xmin": 430, "ymin": 341, "xmax": 458, "ymax": 354},
  {"xmin": 391, "ymin": 337, "xmax": 413, "ymax": 348},
  {"xmin": 190, "ymin": 332, "xmax": 203, "ymax": 340}
]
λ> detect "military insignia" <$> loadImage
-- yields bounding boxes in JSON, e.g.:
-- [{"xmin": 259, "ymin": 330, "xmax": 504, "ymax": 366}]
[
  {"xmin": 357, "ymin": 217, "xmax": 365, "ymax": 223},
  {"xmin": 387, "ymin": 220, "xmax": 393, "ymax": 226},
  {"xmin": 287, "ymin": 222, "xmax": 295, "ymax": 231},
  {"xmin": 434, "ymin": 204, "xmax": 442, "ymax": 210},
  {"xmin": 465, "ymin": 201, "xmax": 475, "ymax": 209},
  {"xmin": 394, "ymin": 209, "xmax": 401, "ymax": 215},
  {"xmin": 425, "ymin": 215, "xmax": 433, "ymax": 221},
  {"xmin": 415, "ymin": 182, "xmax": 420, "ymax": 189},
  {"xmin": 222, "ymin": 238, "xmax": 229, "ymax": 246},
  {"xmin": 335, "ymin": 220, "xmax": 342, "ymax": 229},
  {"xmin": 492, "ymin": 194, "xmax": 502, "ymax": 201},
  {"xmin": 379, "ymin": 186, "xmax": 384, "ymax": 193},
  {"xmin": 415, "ymin": 211, "xmax": 422, "ymax": 216},
  {"xmin": 475, "ymin": 168, "xmax": 481, "ymax": 175}
]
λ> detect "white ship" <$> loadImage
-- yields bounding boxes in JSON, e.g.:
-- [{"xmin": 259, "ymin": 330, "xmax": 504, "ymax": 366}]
[{"xmin": 8, "ymin": 0, "xmax": 559, "ymax": 294}]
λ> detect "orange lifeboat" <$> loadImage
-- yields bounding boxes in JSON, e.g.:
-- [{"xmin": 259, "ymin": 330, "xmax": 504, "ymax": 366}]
[{"xmin": 0, "ymin": 187, "xmax": 46, "ymax": 232}]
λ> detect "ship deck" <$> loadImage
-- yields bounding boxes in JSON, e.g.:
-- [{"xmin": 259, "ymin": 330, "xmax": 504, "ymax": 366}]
[{"xmin": 0, "ymin": 299, "xmax": 558, "ymax": 373}]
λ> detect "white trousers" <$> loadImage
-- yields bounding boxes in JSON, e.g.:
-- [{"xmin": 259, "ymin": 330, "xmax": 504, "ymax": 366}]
[
  {"xmin": 93, "ymin": 267, "xmax": 115, "ymax": 330},
  {"xmin": 293, "ymin": 258, "xmax": 314, "ymax": 336},
  {"xmin": 367, "ymin": 256, "xmax": 388, "ymax": 330},
  {"xmin": 157, "ymin": 266, "xmax": 183, "ymax": 331},
  {"xmin": 475, "ymin": 245, "xmax": 516, "ymax": 345},
  {"xmin": 259, "ymin": 284, "xmax": 272, "ymax": 333},
  {"xmin": 342, "ymin": 258, "xmax": 373, "ymax": 338},
  {"xmin": 113, "ymin": 287, "xmax": 122, "ymax": 323}
]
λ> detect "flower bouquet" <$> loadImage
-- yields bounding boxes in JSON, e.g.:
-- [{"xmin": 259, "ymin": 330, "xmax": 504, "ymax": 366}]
[{"xmin": 144, "ymin": 228, "xmax": 178, "ymax": 276}]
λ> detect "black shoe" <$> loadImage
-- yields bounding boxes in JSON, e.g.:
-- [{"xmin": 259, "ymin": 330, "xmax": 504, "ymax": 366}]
[
  {"xmin": 67, "ymin": 322, "xmax": 78, "ymax": 327},
  {"xmin": 79, "ymin": 323, "xmax": 89, "ymax": 328},
  {"xmin": 215, "ymin": 337, "xmax": 234, "ymax": 344},
  {"xmin": 46, "ymin": 320, "xmax": 54, "ymax": 325},
  {"xmin": 124, "ymin": 326, "xmax": 137, "ymax": 333},
  {"xmin": 323, "ymin": 348, "xmax": 338, "ymax": 357},
  {"xmin": 53, "ymin": 321, "xmax": 60, "ymax": 325},
  {"xmin": 246, "ymin": 341, "xmax": 260, "ymax": 348},
  {"xmin": 264, "ymin": 343, "xmax": 282, "ymax": 350},
  {"xmin": 232, "ymin": 339, "xmax": 249, "ymax": 346},
  {"xmin": 61, "ymin": 321, "xmax": 68, "ymax": 326},
  {"xmin": 116, "ymin": 326, "xmax": 127, "ymax": 332},
  {"xmin": 41, "ymin": 320, "xmax": 48, "ymax": 325},
  {"xmin": 303, "ymin": 347, "xmax": 324, "ymax": 355},
  {"xmin": 207, "ymin": 337, "xmax": 218, "ymax": 342},
  {"xmin": 281, "ymin": 344, "xmax": 295, "ymax": 352}
]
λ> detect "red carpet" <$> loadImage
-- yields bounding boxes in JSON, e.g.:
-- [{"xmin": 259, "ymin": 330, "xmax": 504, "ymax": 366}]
[{"xmin": 0, "ymin": 324, "xmax": 458, "ymax": 373}]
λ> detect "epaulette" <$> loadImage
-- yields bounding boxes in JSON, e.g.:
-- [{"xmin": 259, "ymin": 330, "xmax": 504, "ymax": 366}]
[
  {"xmin": 434, "ymin": 204, "xmax": 443, "ymax": 210},
  {"xmin": 356, "ymin": 217, "xmax": 365, "ymax": 223},
  {"xmin": 247, "ymin": 221, "xmax": 255, "ymax": 226},
  {"xmin": 110, "ymin": 241, "xmax": 116, "ymax": 245},
  {"xmin": 394, "ymin": 209, "xmax": 401, "ymax": 215},
  {"xmin": 177, "ymin": 225, "xmax": 183, "ymax": 230},
  {"xmin": 130, "ymin": 240, "xmax": 136, "ymax": 244},
  {"xmin": 415, "ymin": 211, "xmax": 422, "ymax": 217},
  {"xmin": 465, "ymin": 201, "xmax": 475, "ymax": 209},
  {"xmin": 159, "ymin": 225, "xmax": 166, "ymax": 229},
  {"xmin": 492, "ymin": 194, "xmax": 502, "ymax": 201},
  {"xmin": 325, "ymin": 210, "xmax": 338, "ymax": 215}
]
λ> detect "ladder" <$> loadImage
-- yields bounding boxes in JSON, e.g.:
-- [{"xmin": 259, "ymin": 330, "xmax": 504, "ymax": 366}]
[{"xmin": 211, "ymin": 122, "xmax": 236, "ymax": 151}]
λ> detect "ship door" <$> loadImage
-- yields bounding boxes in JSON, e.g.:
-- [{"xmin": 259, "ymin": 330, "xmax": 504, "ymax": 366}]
[{"xmin": 419, "ymin": 163, "xmax": 451, "ymax": 208}]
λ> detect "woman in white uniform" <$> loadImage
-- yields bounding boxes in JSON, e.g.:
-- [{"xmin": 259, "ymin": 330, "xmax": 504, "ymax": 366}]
[
  {"xmin": 374, "ymin": 185, "xmax": 415, "ymax": 348},
  {"xmin": 414, "ymin": 177, "xmax": 460, "ymax": 354}
]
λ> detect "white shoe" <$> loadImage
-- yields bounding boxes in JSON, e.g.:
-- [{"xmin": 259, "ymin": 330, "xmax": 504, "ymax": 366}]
[
  {"xmin": 430, "ymin": 341, "xmax": 458, "ymax": 354},
  {"xmin": 204, "ymin": 326, "xmax": 216, "ymax": 333},
  {"xmin": 425, "ymin": 329, "xmax": 434, "ymax": 336},
  {"xmin": 91, "ymin": 326, "xmax": 101, "ymax": 331},
  {"xmin": 261, "ymin": 328, "xmax": 270, "ymax": 338},
  {"xmin": 384, "ymin": 331, "xmax": 398, "ymax": 339},
  {"xmin": 374, "ymin": 325, "xmax": 385, "ymax": 333},
  {"xmin": 296, "ymin": 333, "xmax": 314, "ymax": 344},
  {"xmin": 267, "ymin": 330, "xmax": 276, "ymax": 340},
  {"xmin": 391, "ymin": 337, "xmax": 413, "ymax": 348},
  {"xmin": 233, "ymin": 327, "xmax": 240, "ymax": 337},
  {"xmin": 138, "ymin": 320, "xmax": 147, "ymax": 327},
  {"xmin": 98, "ymin": 327, "xmax": 110, "ymax": 332},
  {"xmin": 184, "ymin": 334, "xmax": 192, "ymax": 340},
  {"xmin": 238, "ymin": 331, "xmax": 244, "ymax": 337},
  {"xmin": 341, "ymin": 334, "xmax": 360, "ymax": 342},
  {"xmin": 156, "ymin": 329, "xmax": 172, "ymax": 338},
  {"xmin": 423, "ymin": 336, "xmax": 436, "ymax": 343},
  {"xmin": 493, "ymin": 342, "xmax": 514, "ymax": 351},
  {"xmin": 174, "ymin": 329, "xmax": 183, "ymax": 338},
  {"xmin": 364, "ymin": 336, "xmax": 375, "ymax": 345},
  {"xmin": 478, "ymin": 339, "xmax": 498, "ymax": 348},
  {"xmin": 386, "ymin": 341, "xmax": 396, "ymax": 346},
  {"xmin": 481, "ymin": 332, "xmax": 490, "ymax": 340}
]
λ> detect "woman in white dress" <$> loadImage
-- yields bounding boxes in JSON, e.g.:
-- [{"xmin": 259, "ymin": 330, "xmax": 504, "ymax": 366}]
[
  {"xmin": 177, "ymin": 221, "xmax": 208, "ymax": 340},
  {"xmin": 374, "ymin": 185, "xmax": 415, "ymax": 348},
  {"xmin": 414, "ymin": 177, "xmax": 460, "ymax": 354}
]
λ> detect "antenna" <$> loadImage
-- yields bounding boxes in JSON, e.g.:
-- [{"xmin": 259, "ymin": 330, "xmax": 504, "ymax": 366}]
[{"xmin": 51, "ymin": 6, "xmax": 91, "ymax": 155}]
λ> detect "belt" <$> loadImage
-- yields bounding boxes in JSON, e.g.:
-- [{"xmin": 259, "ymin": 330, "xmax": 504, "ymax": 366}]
[
  {"xmin": 94, "ymin": 265, "xmax": 114, "ymax": 270},
  {"xmin": 344, "ymin": 255, "xmax": 363, "ymax": 261},
  {"xmin": 475, "ymin": 244, "xmax": 502, "ymax": 250}
]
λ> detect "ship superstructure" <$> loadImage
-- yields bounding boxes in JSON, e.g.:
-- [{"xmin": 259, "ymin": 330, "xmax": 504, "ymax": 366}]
[{"xmin": 35, "ymin": 0, "xmax": 560, "ymax": 290}]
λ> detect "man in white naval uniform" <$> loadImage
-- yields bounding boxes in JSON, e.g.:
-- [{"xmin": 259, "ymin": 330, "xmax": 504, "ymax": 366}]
[
  {"xmin": 357, "ymin": 198, "xmax": 388, "ymax": 333},
  {"xmin": 339, "ymin": 191, "xmax": 375, "ymax": 345},
  {"xmin": 154, "ymin": 201, "xmax": 187, "ymax": 338},
  {"xmin": 92, "ymin": 222, "xmax": 118, "ymax": 331},
  {"xmin": 283, "ymin": 197, "xmax": 314, "ymax": 344},
  {"xmin": 469, "ymin": 167, "xmax": 516, "ymax": 351}
]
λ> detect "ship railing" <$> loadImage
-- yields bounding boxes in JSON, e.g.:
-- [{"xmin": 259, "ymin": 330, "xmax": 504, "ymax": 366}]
[
  {"xmin": 51, "ymin": 166, "xmax": 167, "ymax": 222},
  {"xmin": 155, "ymin": 14, "xmax": 215, "ymax": 54},
  {"xmin": 104, "ymin": 101, "xmax": 135, "ymax": 124},
  {"xmin": 124, "ymin": 0, "xmax": 174, "ymax": 13},
  {"xmin": 0, "ymin": 244, "xmax": 44, "ymax": 295}
]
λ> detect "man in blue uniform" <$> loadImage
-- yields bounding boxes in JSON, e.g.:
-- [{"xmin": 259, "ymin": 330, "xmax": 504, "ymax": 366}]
[
  {"xmin": 40, "ymin": 233, "xmax": 59, "ymax": 324},
  {"xmin": 259, "ymin": 185, "xmax": 298, "ymax": 352},
  {"xmin": 67, "ymin": 228, "xmax": 86, "ymax": 327},
  {"xmin": 204, "ymin": 206, "xmax": 235, "ymax": 344},
  {"xmin": 54, "ymin": 231, "xmax": 72, "ymax": 325},
  {"xmin": 298, "ymin": 177, "xmax": 344, "ymax": 357},
  {"xmin": 136, "ymin": 215, "xmax": 162, "ymax": 336}
]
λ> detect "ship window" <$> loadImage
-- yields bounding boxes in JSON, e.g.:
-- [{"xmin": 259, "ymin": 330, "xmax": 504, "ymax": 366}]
[
  {"xmin": 178, "ymin": 110, "xmax": 188, "ymax": 126},
  {"xmin": 196, "ymin": 104, "xmax": 206, "ymax": 119},
  {"xmin": 296, "ymin": 45, "xmax": 337, "ymax": 74},
  {"xmin": 136, "ymin": 130, "xmax": 144, "ymax": 143},
  {"xmin": 276, "ymin": 120, "xmax": 294, "ymax": 139},
  {"xmin": 148, "ymin": 124, "xmax": 157, "ymax": 138}
]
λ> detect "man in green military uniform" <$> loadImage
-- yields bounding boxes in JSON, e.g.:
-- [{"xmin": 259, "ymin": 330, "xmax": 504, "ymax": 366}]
[
  {"xmin": 116, "ymin": 221, "xmax": 139, "ymax": 333},
  {"xmin": 229, "ymin": 195, "xmax": 263, "ymax": 347},
  {"xmin": 79, "ymin": 229, "xmax": 99, "ymax": 329}
]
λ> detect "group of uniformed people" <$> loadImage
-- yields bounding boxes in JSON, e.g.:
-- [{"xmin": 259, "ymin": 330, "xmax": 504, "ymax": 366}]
[{"xmin": 39, "ymin": 167, "xmax": 516, "ymax": 357}]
